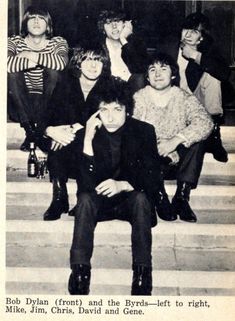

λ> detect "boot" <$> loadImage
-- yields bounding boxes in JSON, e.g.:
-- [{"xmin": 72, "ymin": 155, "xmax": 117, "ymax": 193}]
[
  {"xmin": 43, "ymin": 179, "xmax": 69, "ymax": 221},
  {"xmin": 20, "ymin": 122, "xmax": 36, "ymax": 152},
  {"xmin": 68, "ymin": 264, "xmax": 91, "ymax": 295},
  {"xmin": 131, "ymin": 265, "xmax": 152, "ymax": 295},
  {"xmin": 171, "ymin": 182, "xmax": 197, "ymax": 222},
  {"xmin": 155, "ymin": 184, "xmax": 177, "ymax": 221},
  {"xmin": 68, "ymin": 205, "xmax": 77, "ymax": 216},
  {"xmin": 205, "ymin": 115, "xmax": 228, "ymax": 163}
]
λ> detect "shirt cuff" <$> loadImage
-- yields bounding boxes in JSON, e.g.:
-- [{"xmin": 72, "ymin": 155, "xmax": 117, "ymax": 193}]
[{"xmin": 176, "ymin": 133, "xmax": 189, "ymax": 147}]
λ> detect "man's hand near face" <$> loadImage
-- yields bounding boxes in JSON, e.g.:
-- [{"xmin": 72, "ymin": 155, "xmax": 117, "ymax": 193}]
[
  {"xmin": 83, "ymin": 110, "xmax": 102, "ymax": 156},
  {"xmin": 119, "ymin": 20, "xmax": 133, "ymax": 45},
  {"xmin": 181, "ymin": 43, "xmax": 202, "ymax": 63}
]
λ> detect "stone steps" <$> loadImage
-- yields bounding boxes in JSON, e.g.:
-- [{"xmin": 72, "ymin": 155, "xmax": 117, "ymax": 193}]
[
  {"xmin": 6, "ymin": 268, "xmax": 235, "ymax": 295},
  {"xmin": 6, "ymin": 182, "xmax": 235, "ymax": 210},
  {"xmin": 6, "ymin": 151, "xmax": 235, "ymax": 181},
  {"xmin": 6, "ymin": 123, "xmax": 235, "ymax": 295},
  {"xmin": 6, "ymin": 206, "xmax": 235, "ymax": 224}
]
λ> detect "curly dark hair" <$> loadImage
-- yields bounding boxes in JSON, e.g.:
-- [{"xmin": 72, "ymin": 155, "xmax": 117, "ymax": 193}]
[
  {"xmin": 97, "ymin": 78, "xmax": 133, "ymax": 115},
  {"xmin": 97, "ymin": 9, "xmax": 126, "ymax": 35}
]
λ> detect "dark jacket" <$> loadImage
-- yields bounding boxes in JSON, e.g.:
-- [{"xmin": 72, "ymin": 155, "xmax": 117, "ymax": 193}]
[
  {"xmin": 102, "ymin": 34, "xmax": 148, "ymax": 94},
  {"xmin": 156, "ymin": 34, "xmax": 230, "ymax": 92},
  {"xmin": 44, "ymin": 71, "xmax": 115, "ymax": 129},
  {"xmin": 103, "ymin": 34, "xmax": 148, "ymax": 75},
  {"xmin": 74, "ymin": 117, "xmax": 162, "ymax": 226}
]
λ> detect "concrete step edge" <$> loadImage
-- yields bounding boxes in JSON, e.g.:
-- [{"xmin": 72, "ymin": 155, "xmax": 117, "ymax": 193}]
[
  {"xmin": 6, "ymin": 267, "xmax": 235, "ymax": 289},
  {"xmin": 7, "ymin": 149, "xmax": 235, "ymax": 163},
  {"xmin": 6, "ymin": 182, "xmax": 235, "ymax": 196},
  {"xmin": 6, "ymin": 220, "xmax": 235, "ymax": 236}
]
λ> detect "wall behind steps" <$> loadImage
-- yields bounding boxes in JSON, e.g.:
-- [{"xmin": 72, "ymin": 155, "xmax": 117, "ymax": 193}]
[{"xmin": 7, "ymin": 0, "xmax": 235, "ymax": 108}]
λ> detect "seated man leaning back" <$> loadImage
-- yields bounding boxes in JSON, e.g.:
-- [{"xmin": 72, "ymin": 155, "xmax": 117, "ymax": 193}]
[
  {"xmin": 133, "ymin": 53, "xmax": 213, "ymax": 223},
  {"xmin": 67, "ymin": 80, "xmax": 162, "ymax": 296}
]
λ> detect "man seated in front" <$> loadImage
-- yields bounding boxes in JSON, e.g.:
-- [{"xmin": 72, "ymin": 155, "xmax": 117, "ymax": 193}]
[{"xmin": 68, "ymin": 80, "xmax": 162, "ymax": 295}]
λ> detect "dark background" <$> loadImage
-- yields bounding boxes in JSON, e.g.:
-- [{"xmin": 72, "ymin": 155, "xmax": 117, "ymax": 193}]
[{"xmin": 8, "ymin": 0, "xmax": 235, "ymax": 108}]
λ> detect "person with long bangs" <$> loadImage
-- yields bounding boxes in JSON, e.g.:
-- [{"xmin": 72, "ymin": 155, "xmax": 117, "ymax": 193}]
[
  {"xmin": 40, "ymin": 42, "xmax": 125, "ymax": 221},
  {"xmin": 97, "ymin": 9, "xmax": 148, "ymax": 94},
  {"xmin": 8, "ymin": 5, "xmax": 69, "ymax": 151},
  {"xmin": 133, "ymin": 53, "xmax": 213, "ymax": 223}
]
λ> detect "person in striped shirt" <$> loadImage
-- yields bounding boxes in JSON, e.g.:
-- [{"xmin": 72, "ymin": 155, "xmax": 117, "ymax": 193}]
[{"xmin": 8, "ymin": 5, "xmax": 69, "ymax": 151}]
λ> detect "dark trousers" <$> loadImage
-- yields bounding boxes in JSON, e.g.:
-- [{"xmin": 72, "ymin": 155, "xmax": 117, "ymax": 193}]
[
  {"xmin": 47, "ymin": 143, "xmax": 77, "ymax": 182},
  {"xmin": 162, "ymin": 141, "xmax": 205, "ymax": 189},
  {"xmin": 8, "ymin": 69, "xmax": 60, "ymax": 131},
  {"xmin": 70, "ymin": 191, "xmax": 152, "ymax": 268}
]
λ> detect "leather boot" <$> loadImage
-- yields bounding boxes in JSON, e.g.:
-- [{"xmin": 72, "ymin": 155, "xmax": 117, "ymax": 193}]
[
  {"xmin": 131, "ymin": 265, "xmax": 152, "ymax": 295},
  {"xmin": 171, "ymin": 182, "xmax": 197, "ymax": 222},
  {"xmin": 68, "ymin": 205, "xmax": 77, "ymax": 216},
  {"xmin": 68, "ymin": 264, "xmax": 91, "ymax": 295},
  {"xmin": 20, "ymin": 122, "xmax": 36, "ymax": 152},
  {"xmin": 155, "ymin": 184, "xmax": 177, "ymax": 221},
  {"xmin": 205, "ymin": 115, "xmax": 228, "ymax": 163},
  {"xmin": 43, "ymin": 179, "xmax": 69, "ymax": 221}
]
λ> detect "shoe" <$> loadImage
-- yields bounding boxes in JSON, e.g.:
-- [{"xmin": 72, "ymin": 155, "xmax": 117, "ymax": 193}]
[
  {"xmin": 131, "ymin": 265, "xmax": 152, "ymax": 295},
  {"xmin": 156, "ymin": 187, "xmax": 177, "ymax": 221},
  {"xmin": 172, "ymin": 182, "xmax": 197, "ymax": 222},
  {"xmin": 20, "ymin": 122, "xmax": 37, "ymax": 152},
  {"xmin": 20, "ymin": 136, "xmax": 31, "ymax": 151},
  {"xmin": 206, "ymin": 116, "xmax": 228, "ymax": 163},
  {"xmin": 68, "ymin": 205, "xmax": 77, "ymax": 217},
  {"xmin": 172, "ymin": 197, "xmax": 197, "ymax": 222},
  {"xmin": 43, "ymin": 179, "xmax": 69, "ymax": 221},
  {"xmin": 68, "ymin": 264, "xmax": 91, "ymax": 295}
]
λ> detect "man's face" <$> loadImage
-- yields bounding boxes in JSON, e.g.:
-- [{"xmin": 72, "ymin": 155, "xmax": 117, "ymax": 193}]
[
  {"xmin": 99, "ymin": 101, "xmax": 126, "ymax": 132},
  {"xmin": 80, "ymin": 53, "xmax": 103, "ymax": 81},
  {"xmin": 104, "ymin": 18, "xmax": 125, "ymax": 40},
  {"xmin": 147, "ymin": 62, "xmax": 172, "ymax": 91},
  {"xmin": 181, "ymin": 24, "xmax": 202, "ymax": 47},
  {"xmin": 27, "ymin": 15, "xmax": 47, "ymax": 37}
]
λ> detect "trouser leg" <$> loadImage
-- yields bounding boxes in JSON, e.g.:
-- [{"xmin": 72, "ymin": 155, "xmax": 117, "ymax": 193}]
[
  {"xmin": 8, "ymin": 72, "xmax": 32, "ymax": 124},
  {"xmin": 127, "ymin": 191, "xmax": 152, "ymax": 267},
  {"xmin": 176, "ymin": 141, "xmax": 205, "ymax": 189},
  {"xmin": 70, "ymin": 192, "xmax": 100, "ymax": 268}
]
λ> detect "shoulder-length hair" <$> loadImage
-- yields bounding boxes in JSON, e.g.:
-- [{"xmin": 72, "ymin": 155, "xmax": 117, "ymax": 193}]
[
  {"xmin": 21, "ymin": 6, "xmax": 53, "ymax": 38},
  {"xmin": 69, "ymin": 42, "xmax": 109, "ymax": 77}
]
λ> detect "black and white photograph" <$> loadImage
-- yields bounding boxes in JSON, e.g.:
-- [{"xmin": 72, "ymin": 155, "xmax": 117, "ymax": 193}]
[{"xmin": 1, "ymin": 0, "xmax": 235, "ymax": 320}]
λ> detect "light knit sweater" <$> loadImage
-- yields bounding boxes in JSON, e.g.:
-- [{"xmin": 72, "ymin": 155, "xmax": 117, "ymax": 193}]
[{"xmin": 133, "ymin": 85, "xmax": 213, "ymax": 148}]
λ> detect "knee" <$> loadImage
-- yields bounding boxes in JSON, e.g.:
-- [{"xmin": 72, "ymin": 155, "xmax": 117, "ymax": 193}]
[
  {"xmin": 8, "ymin": 72, "xmax": 24, "ymax": 88},
  {"xmin": 75, "ymin": 193, "xmax": 97, "ymax": 221},
  {"xmin": 44, "ymin": 69, "xmax": 61, "ymax": 82},
  {"xmin": 77, "ymin": 193, "xmax": 97, "ymax": 211},
  {"xmin": 132, "ymin": 191, "xmax": 149, "ymax": 206},
  {"xmin": 131, "ymin": 192, "xmax": 151, "ymax": 220}
]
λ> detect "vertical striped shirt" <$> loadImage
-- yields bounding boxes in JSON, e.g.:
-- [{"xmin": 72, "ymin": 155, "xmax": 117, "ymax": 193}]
[{"xmin": 8, "ymin": 35, "xmax": 68, "ymax": 94}]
